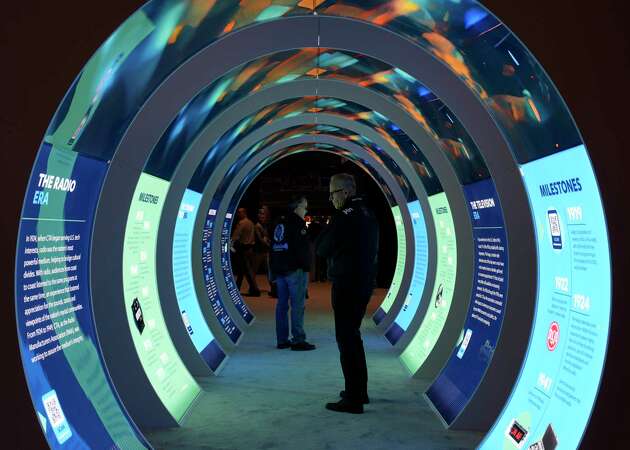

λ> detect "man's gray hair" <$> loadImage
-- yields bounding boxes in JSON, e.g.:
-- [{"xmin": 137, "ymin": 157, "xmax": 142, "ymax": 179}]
[{"xmin": 331, "ymin": 173, "xmax": 356, "ymax": 195}]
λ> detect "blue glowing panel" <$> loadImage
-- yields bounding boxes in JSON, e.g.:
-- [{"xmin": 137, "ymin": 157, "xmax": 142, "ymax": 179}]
[
  {"xmin": 220, "ymin": 211, "xmax": 255, "ymax": 324},
  {"xmin": 480, "ymin": 145, "xmax": 610, "ymax": 449},
  {"xmin": 173, "ymin": 189, "xmax": 226, "ymax": 371},
  {"xmin": 426, "ymin": 178, "xmax": 508, "ymax": 425},
  {"xmin": 16, "ymin": 144, "xmax": 147, "ymax": 449},
  {"xmin": 201, "ymin": 202, "xmax": 242, "ymax": 344},
  {"xmin": 385, "ymin": 200, "xmax": 429, "ymax": 344}
]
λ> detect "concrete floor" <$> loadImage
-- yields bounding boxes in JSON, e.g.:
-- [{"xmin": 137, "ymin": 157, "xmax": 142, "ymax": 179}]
[{"xmin": 145, "ymin": 279, "xmax": 483, "ymax": 450}]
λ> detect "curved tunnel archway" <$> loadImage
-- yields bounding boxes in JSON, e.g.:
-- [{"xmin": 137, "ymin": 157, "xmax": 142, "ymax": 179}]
[{"xmin": 14, "ymin": 2, "xmax": 611, "ymax": 449}]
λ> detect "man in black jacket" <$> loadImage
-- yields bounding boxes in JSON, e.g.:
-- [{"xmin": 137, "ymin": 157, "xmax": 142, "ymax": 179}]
[
  {"xmin": 269, "ymin": 195, "xmax": 316, "ymax": 351},
  {"xmin": 316, "ymin": 173, "xmax": 379, "ymax": 414}
]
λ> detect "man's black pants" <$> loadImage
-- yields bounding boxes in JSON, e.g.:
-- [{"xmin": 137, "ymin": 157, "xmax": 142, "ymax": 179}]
[
  {"xmin": 235, "ymin": 246, "xmax": 260, "ymax": 294},
  {"xmin": 332, "ymin": 281, "xmax": 373, "ymax": 402}
]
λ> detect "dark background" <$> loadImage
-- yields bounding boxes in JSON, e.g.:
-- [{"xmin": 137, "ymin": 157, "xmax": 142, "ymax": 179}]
[
  {"xmin": 3, "ymin": 1, "xmax": 627, "ymax": 448},
  {"xmin": 240, "ymin": 151, "xmax": 397, "ymax": 287}
]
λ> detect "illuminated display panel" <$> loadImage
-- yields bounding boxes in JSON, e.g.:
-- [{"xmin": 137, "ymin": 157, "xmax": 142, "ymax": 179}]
[
  {"xmin": 15, "ymin": 144, "xmax": 147, "ymax": 449},
  {"xmin": 145, "ymin": 47, "xmax": 484, "ymax": 199},
  {"xmin": 237, "ymin": 120, "xmax": 415, "ymax": 199},
  {"xmin": 144, "ymin": 46, "xmax": 487, "ymax": 188},
  {"xmin": 45, "ymin": 12, "xmax": 154, "ymax": 158},
  {"xmin": 219, "ymin": 210, "xmax": 255, "ymax": 324},
  {"xmin": 50, "ymin": 4, "xmax": 315, "ymax": 162},
  {"xmin": 320, "ymin": 1, "xmax": 582, "ymax": 165},
  {"xmin": 201, "ymin": 202, "xmax": 242, "ymax": 344},
  {"xmin": 189, "ymin": 125, "xmax": 250, "ymax": 196},
  {"xmin": 219, "ymin": 100, "xmax": 445, "ymax": 194},
  {"xmin": 480, "ymin": 146, "xmax": 610, "ymax": 449},
  {"xmin": 400, "ymin": 192, "xmax": 457, "ymax": 374},
  {"xmin": 426, "ymin": 178, "xmax": 508, "ymax": 425},
  {"xmin": 189, "ymin": 127, "xmax": 250, "ymax": 343},
  {"xmin": 384, "ymin": 200, "xmax": 429, "ymax": 344},
  {"xmin": 373, "ymin": 206, "xmax": 406, "ymax": 324},
  {"xmin": 173, "ymin": 189, "xmax": 226, "ymax": 371},
  {"xmin": 123, "ymin": 173, "xmax": 201, "ymax": 422},
  {"xmin": 46, "ymin": 0, "xmax": 577, "ymax": 198},
  {"xmin": 211, "ymin": 160, "xmax": 255, "ymax": 325}
]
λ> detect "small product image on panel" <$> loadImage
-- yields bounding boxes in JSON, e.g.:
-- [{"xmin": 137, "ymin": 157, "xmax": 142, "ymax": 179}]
[
  {"xmin": 505, "ymin": 418, "xmax": 528, "ymax": 448},
  {"xmin": 181, "ymin": 310, "xmax": 193, "ymax": 335},
  {"xmin": 527, "ymin": 424, "xmax": 558, "ymax": 450},
  {"xmin": 457, "ymin": 329, "xmax": 473, "ymax": 359},
  {"xmin": 435, "ymin": 283, "xmax": 445, "ymax": 308},
  {"xmin": 131, "ymin": 298, "xmax": 145, "ymax": 334},
  {"xmin": 547, "ymin": 209, "xmax": 563, "ymax": 250}
]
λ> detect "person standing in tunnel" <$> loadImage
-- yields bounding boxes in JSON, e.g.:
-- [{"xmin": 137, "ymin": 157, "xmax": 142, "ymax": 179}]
[
  {"xmin": 231, "ymin": 207, "xmax": 261, "ymax": 297},
  {"xmin": 254, "ymin": 205, "xmax": 275, "ymax": 296},
  {"xmin": 269, "ymin": 195, "xmax": 316, "ymax": 351},
  {"xmin": 316, "ymin": 173, "xmax": 379, "ymax": 414}
]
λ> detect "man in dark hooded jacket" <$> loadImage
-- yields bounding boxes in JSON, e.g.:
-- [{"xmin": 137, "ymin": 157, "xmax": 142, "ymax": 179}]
[
  {"xmin": 269, "ymin": 195, "xmax": 316, "ymax": 351},
  {"xmin": 316, "ymin": 173, "xmax": 379, "ymax": 414}
]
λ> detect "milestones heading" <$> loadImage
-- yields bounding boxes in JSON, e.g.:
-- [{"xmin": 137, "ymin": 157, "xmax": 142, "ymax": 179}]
[
  {"xmin": 139, "ymin": 192, "xmax": 159, "ymax": 204},
  {"xmin": 539, "ymin": 177, "xmax": 582, "ymax": 197}
]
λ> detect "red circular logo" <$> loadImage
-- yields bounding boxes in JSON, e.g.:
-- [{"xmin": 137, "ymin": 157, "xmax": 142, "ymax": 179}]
[{"xmin": 547, "ymin": 321, "xmax": 560, "ymax": 351}]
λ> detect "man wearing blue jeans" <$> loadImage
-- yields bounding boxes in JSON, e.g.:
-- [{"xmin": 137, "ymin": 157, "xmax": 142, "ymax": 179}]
[{"xmin": 270, "ymin": 195, "xmax": 316, "ymax": 351}]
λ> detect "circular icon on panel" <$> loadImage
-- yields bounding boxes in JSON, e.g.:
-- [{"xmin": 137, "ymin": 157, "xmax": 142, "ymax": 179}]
[{"xmin": 546, "ymin": 321, "xmax": 560, "ymax": 351}]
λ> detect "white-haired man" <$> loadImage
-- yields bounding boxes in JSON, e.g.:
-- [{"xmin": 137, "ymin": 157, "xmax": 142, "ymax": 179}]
[{"xmin": 316, "ymin": 173, "xmax": 379, "ymax": 414}]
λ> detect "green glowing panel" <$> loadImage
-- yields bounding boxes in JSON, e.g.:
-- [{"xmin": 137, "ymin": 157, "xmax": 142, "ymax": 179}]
[
  {"xmin": 400, "ymin": 193, "xmax": 457, "ymax": 375},
  {"xmin": 379, "ymin": 206, "xmax": 406, "ymax": 313},
  {"xmin": 123, "ymin": 173, "xmax": 200, "ymax": 422}
]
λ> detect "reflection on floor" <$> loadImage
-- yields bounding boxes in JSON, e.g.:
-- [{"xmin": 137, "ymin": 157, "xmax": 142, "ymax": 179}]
[{"xmin": 145, "ymin": 278, "xmax": 483, "ymax": 450}]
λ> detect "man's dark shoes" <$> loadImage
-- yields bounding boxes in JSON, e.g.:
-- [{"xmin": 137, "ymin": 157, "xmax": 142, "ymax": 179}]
[
  {"xmin": 276, "ymin": 342, "xmax": 291, "ymax": 349},
  {"xmin": 339, "ymin": 390, "xmax": 370, "ymax": 404},
  {"xmin": 246, "ymin": 290, "xmax": 261, "ymax": 297},
  {"xmin": 325, "ymin": 399, "xmax": 363, "ymax": 414},
  {"xmin": 290, "ymin": 341, "xmax": 316, "ymax": 351}
]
